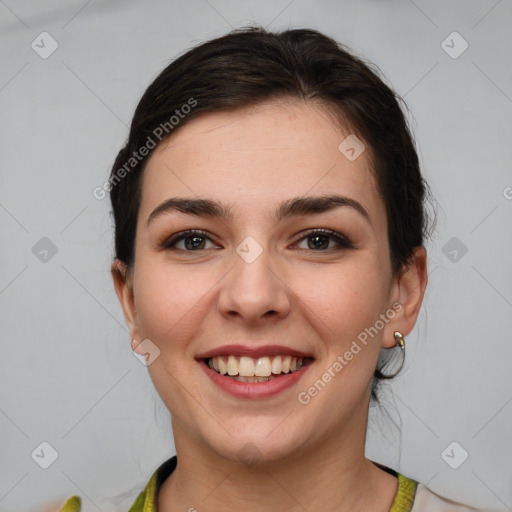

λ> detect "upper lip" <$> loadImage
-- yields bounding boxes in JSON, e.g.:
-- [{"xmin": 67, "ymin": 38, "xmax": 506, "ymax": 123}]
[{"xmin": 196, "ymin": 344, "xmax": 315, "ymax": 360}]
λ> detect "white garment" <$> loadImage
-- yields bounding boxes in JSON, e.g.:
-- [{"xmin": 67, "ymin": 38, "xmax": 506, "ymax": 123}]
[{"xmin": 411, "ymin": 484, "xmax": 488, "ymax": 511}]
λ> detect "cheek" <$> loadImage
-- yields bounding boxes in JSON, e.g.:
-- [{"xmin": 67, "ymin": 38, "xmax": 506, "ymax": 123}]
[
  {"xmin": 293, "ymin": 258, "xmax": 387, "ymax": 342},
  {"xmin": 132, "ymin": 261, "xmax": 215, "ymax": 351}
]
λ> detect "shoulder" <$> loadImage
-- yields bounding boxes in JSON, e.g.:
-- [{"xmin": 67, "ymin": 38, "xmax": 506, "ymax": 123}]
[{"xmin": 411, "ymin": 483, "xmax": 482, "ymax": 512}]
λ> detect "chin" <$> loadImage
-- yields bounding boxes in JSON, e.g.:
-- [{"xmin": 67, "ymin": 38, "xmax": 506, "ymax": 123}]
[{"xmin": 203, "ymin": 421, "xmax": 311, "ymax": 467}]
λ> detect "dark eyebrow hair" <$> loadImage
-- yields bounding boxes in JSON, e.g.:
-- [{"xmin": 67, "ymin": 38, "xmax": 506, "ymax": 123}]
[{"xmin": 147, "ymin": 194, "xmax": 371, "ymax": 226}]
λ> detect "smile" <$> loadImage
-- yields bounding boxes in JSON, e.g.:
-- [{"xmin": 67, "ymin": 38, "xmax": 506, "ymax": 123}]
[
  {"xmin": 206, "ymin": 355, "xmax": 312, "ymax": 382},
  {"xmin": 198, "ymin": 355, "xmax": 314, "ymax": 399}
]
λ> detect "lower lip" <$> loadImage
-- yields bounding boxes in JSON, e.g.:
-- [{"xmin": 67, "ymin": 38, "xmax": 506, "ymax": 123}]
[{"xmin": 198, "ymin": 359, "xmax": 313, "ymax": 399}]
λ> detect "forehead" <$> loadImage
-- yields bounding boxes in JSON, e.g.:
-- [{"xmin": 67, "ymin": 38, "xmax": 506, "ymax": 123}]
[{"xmin": 139, "ymin": 99, "xmax": 385, "ymax": 230}]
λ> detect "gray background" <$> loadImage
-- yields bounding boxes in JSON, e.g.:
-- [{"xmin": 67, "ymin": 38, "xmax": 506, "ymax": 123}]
[{"xmin": 1, "ymin": 1, "xmax": 511, "ymax": 511}]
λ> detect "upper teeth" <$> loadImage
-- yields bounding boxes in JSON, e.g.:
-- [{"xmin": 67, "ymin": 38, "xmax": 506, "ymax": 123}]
[{"xmin": 208, "ymin": 355, "xmax": 304, "ymax": 377}]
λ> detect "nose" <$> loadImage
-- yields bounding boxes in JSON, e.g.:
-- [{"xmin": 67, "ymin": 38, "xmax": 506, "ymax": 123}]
[{"xmin": 217, "ymin": 240, "xmax": 291, "ymax": 326}]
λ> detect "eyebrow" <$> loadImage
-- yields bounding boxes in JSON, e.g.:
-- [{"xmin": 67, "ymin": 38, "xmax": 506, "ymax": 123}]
[{"xmin": 147, "ymin": 194, "xmax": 371, "ymax": 226}]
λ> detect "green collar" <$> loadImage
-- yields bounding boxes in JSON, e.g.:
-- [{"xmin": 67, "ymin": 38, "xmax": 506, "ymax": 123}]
[
  {"xmin": 128, "ymin": 456, "xmax": 418, "ymax": 512},
  {"xmin": 390, "ymin": 473, "xmax": 418, "ymax": 511},
  {"xmin": 60, "ymin": 457, "xmax": 418, "ymax": 512}
]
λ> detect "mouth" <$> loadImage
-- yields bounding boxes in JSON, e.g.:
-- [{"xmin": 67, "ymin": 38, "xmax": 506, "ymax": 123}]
[
  {"xmin": 197, "ymin": 352, "xmax": 315, "ymax": 399},
  {"xmin": 205, "ymin": 355, "xmax": 315, "ymax": 383}
]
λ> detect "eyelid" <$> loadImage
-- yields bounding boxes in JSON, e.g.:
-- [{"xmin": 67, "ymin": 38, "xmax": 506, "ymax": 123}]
[
  {"xmin": 292, "ymin": 228, "xmax": 354, "ymax": 250},
  {"xmin": 158, "ymin": 228, "xmax": 354, "ymax": 252},
  {"xmin": 157, "ymin": 229, "xmax": 217, "ymax": 249}
]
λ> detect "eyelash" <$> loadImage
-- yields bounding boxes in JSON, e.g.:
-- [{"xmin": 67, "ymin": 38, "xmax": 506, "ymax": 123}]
[{"xmin": 159, "ymin": 228, "xmax": 354, "ymax": 253}]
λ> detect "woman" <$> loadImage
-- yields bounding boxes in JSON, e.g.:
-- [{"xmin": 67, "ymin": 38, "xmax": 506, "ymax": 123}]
[{"xmin": 59, "ymin": 27, "xmax": 480, "ymax": 511}]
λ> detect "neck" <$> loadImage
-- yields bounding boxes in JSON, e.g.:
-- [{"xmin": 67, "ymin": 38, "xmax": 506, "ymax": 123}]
[{"xmin": 158, "ymin": 405, "xmax": 398, "ymax": 512}]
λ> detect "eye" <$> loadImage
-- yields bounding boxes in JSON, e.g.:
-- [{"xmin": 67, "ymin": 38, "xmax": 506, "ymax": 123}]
[
  {"xmin": 294, "ymin": 229, "xmax": 354, "ymax": 251},
  {"xmin": 160, "ymin": 229, "xmax": 218, "ymax": 251},
  {"xmin": 159, "ymin": 228, "xmax": 354, "ymax": 253}
]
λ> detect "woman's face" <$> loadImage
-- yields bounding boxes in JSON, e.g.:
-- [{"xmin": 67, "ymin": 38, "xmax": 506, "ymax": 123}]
[{"xmin": 114, "ymin": 99, "xmax": 425, "ymax": 464}]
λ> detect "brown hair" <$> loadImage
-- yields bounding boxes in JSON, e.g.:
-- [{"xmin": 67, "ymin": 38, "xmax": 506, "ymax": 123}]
[{"xmin": 109, "ymin": 26, "xmax": 435, "ymax": 402}]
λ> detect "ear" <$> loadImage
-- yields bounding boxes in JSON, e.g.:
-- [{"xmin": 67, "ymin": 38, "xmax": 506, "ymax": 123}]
[
  {"xmin": 111, "ymin": 259, "xmax": 141, "ymax": 344},
  {"xmin": 382, "ymin": 246, "xmax": 428, "ymax": 348}
]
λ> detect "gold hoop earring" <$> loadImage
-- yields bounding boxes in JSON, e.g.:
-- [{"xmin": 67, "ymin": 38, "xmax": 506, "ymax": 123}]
[{"xmin": 380, "ymin": 331, "xmax": 405, "ymax": 378}]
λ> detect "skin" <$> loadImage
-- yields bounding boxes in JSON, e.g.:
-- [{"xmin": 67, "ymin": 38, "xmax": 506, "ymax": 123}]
[{"xmin": 112, "ymin": 98, "xmax": 427, "ymax": 512}]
